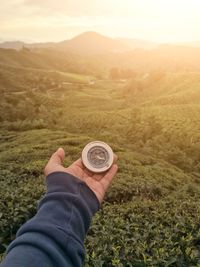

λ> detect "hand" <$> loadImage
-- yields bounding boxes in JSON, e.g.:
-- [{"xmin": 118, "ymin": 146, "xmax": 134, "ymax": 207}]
[{"xmin": 44, "ymin": 147, "xmax": 118, "ymax": 203}]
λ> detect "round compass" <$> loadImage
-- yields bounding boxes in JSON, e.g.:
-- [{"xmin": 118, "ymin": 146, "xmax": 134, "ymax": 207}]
[{"xmin": 82, "ymin": 141, "xmax": 114, "ymax": 173}]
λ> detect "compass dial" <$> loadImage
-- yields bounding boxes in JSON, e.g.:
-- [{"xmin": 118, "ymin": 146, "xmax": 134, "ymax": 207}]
[
  {"xmin": 87, "ymin": 146, "xmax": 109, "ymax": 168},
  {"xmin": 82, "ymin": 141, "xmax": 114, "ymax": 173}
]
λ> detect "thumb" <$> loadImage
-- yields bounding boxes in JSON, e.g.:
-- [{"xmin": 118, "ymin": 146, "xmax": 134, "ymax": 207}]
[
  {"xmin": 44, "ymin": 148, "xmax": 65, "ymax": 177},
  {"xmin": 49, "ymin": 147, "xmax": 65, "ymax": 165}
]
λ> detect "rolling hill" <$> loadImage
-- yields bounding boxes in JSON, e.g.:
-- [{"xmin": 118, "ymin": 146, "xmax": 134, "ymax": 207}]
[
  {"xmin": 1, "ymin": 31, "xmax": 200, "ymax": 55},
  {"xmin": 125, "ymin": 72, "xmax": 200, "ymax": 106},
  {"xmin": 0, "ymin": 32, "xmax": 156, "ymax": 52},
  {"xmin": 57, "ymin": 31, "xmax": 129, "ymax": 54},
  {"xmin": 0, "ymin": 30, "xmax": 200, "ymax": 266},
  {"xmin": 1, "ymin": 45, "xmax": 200, "ymax": 79},
  {"xmin": 0, "ymin": 47, "xmax": 107, "ymax": 76},
  {"xmin": 0, "ymin": 68, "xmax": 200, "ymax": 265},
  {"xmin": 0, "ymin": 32, "xmax": 129, "ymax": 54},
  {"xmin": 0, "ymin": 41, "xmax": 55, "ymax": 50}
]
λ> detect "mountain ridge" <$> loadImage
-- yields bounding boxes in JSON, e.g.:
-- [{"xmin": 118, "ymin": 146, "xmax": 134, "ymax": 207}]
[
  {"xmin": 56, "ymin": 31, "xmax": 129, "ymax": 53},
  {"xmin": 0, "ymin": 31, "xmax": 157, "ymax": 52},
  {"xmin": 1, "ymin": 31, "xmax": 200, "ymax": 53},
  {"xmin": 0, "ymin": 32, "xmax": 127, "ymax": 52}
]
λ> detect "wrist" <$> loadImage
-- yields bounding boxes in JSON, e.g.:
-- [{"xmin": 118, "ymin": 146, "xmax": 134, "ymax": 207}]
[{"xmin": 46, "ymin": 171, "xmax": 100, "ymax": 212}]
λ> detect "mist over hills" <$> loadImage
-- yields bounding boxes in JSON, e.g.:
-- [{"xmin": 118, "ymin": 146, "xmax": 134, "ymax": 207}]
[
  {"xmin": 0, "ymin": 31, "xmax": 156, "ymax": 53},
  {"xmin": 0, "ymin": 31, "xmax": 158, "ymax": 52},
  {"xmin": 0, "ymin": 31, "xmax": 200, "ymax": 77},
  {"xmin": 0, "ymin": 31, "xmax": 200, "ymax": 53},
  {"xmin": 0, "ymin": 32, "xmax": 126, "ymax": 52},
  {"xmin": 117, "ymin": 38, "xmax": 158, "ymax": 50},
  {"xmin": 0, "ymin": 41, "xmax": 56, "ymax": 51}
]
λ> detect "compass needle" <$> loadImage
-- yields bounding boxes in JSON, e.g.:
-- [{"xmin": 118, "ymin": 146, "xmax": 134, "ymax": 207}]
[{"xmin": 97, "ymin": 156, "xmax": 105, "ymax": 160}]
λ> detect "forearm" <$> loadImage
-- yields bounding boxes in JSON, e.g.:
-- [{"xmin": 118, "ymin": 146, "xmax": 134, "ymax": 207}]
[{"xmin": 0, "ymin": 172, "xmax": 99, "ymax": 267}]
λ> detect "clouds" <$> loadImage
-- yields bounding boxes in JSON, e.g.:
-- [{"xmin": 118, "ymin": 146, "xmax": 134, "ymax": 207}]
[
  {"xmin": 21, "ymin": 0, "xmax": 144, "ymax": 18},
  {"xmin": 20, "ymin": 0, "xmax": 200, "ymax": 20},
  {"xmin": 22, "ymin": 0, "xmax": 127, "ymax": 18},
  {"xmin": 0, "ymin": 0, "xmax": 200, "ymax": 42},
  {"xmin": 23, "ymin": 0, "xmax": 95, "ymax": 17}
]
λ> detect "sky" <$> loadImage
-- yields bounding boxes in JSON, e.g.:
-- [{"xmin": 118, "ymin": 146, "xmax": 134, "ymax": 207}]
[{"xmin": 0, "ymin": 0, "xmax": 200, "ymax": 43}]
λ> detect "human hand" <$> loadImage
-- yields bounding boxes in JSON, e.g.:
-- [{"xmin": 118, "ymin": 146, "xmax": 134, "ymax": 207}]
[{"xmin": 44, "ymin": 148, "xmax": 118, "ymax": 203}]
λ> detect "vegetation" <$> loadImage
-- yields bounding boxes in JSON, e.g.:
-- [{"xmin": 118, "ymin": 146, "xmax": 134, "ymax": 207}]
[{"xmin": 0, "ymin": 46, "xmax": 200, "ymax": 266}]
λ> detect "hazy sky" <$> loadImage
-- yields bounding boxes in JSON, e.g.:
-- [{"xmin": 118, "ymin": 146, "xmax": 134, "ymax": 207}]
[{"xmin": 0, "ymin": 0, "xmax": 200, "ymax": 43}]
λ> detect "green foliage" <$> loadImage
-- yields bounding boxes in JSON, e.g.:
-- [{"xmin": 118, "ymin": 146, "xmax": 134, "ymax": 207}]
[
  {"xmin": 86, "ymin": 199, "xmax": 200, "ymax": 267},
  {"xmin": 0, "ymin": 66, "xmax": 200, "ymax": 266}
]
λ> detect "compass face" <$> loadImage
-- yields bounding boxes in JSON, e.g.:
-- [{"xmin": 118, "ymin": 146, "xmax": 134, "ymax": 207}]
[
  {"xmin": 82, "ymin": 141, "xmax": 114, "ymax": 173},
  {"xmin": 87, "ymin": 146, "xmax": 109, "ymax": 168}
]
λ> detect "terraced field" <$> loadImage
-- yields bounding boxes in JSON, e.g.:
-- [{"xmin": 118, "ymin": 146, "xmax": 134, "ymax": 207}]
[{"xmin": 0, "ymin": 71, "xmax": 200, "ymax": 266}]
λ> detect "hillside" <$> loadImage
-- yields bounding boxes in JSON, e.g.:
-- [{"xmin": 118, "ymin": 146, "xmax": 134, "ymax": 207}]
[
  {"xmin": 0, "ymin": 48, "xmax": 106, "ymax": 76},
  {"xmin": 0, "ymin": 41, "xmax": 26, "ymax": 50},
  {"xmin": 108, "ymin": 45, "xmax": 200, "ymax": 73},
  {"xmin": 0, "ymin": 70, "xmax": 200, "ymax": 266},
  {"xmin": 0, "ymin": 64, "xmax": 91, "ymax": 94},
  {"xmin": 0, "ymin": 41, "xmax": 56, "ymax": 50},
  {"xmin": 125, "ymin": 72, "xmax": 200, "ymax": 105},
  {"xmin": 0, "ymin": 32, "xmax": 200, "ymax": 266},
  {"xmin": 1, "ymin": 41, "xmax": 200, "ymax": 78}
]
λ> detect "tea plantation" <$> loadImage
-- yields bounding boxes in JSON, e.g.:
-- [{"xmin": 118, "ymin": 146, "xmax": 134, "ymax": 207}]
[{"xmin": 0, "ymin": 70, "xmax": 200, "ymax": 266}]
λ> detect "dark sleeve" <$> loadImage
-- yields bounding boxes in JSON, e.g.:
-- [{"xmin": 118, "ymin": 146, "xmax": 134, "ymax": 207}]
[{"xmin": 0, "ymin": 172, "xmax": 100, "ymax": 267}]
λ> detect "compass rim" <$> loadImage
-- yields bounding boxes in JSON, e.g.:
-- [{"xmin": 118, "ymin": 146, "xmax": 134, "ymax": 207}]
[{"xmin": 82, "ymin": 141, "xmax": 114, "ymax": 173}]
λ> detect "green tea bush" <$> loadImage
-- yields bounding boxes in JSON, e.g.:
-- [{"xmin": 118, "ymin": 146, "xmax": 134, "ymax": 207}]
[
  {"xmin": 85, "ymin": 198, "xmax": 200, "ymax": 267},
  {"xmin": 0, "ymin": 72, "xmax": 200, "ymax": 266}
]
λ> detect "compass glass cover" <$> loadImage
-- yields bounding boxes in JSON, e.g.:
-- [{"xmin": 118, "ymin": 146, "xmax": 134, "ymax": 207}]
[{"xmin": 87, "ymin": 146, "xmax": 109, "ymax": 169}]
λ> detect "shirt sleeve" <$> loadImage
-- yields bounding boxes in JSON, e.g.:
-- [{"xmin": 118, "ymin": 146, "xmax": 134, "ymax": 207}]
[{"xmin": 0, "ymin": 172, "xmax": 100, "ymax": 267}]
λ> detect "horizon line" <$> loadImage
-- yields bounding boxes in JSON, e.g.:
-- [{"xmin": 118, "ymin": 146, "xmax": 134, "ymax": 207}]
[{"xmin": 0, "ymin": 31, "xmax": 199, "ymax": 45}]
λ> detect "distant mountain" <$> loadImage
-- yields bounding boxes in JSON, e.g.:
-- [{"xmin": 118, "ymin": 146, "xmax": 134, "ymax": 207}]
[
  {"xmin": 0, "ymin": 41, "xmax": 55, "ymax": 50},
  {"xmin": 0, "ymin": 41, "xmax": 26, "ymax": 50},
  {"xmin": 0, "ymin": 32, "xmax": 130, "ymax": 54},
  {"xmin": 1, "ymin": 32, "xmax": 200, "ymax": 54},
  {"xmin": 117, "ymin": 38, "xmax": 158, "ymax": 50},
  {"xmin": 57, "ymin": 31, "xmax": 129, "ymax": 54},
  {"xmin": 0, "ymin": 33, "xmax": 159, "ymax": 53}
]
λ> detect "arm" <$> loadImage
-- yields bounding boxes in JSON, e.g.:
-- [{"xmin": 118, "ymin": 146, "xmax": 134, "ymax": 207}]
[{"xmin": 0, "ymin": 148, "xmax": 118, "ymax": 267}]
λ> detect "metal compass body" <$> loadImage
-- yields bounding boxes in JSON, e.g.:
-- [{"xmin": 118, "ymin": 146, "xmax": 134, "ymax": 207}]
[{"xmin": 82, "ymin": 141, "xmax": 114, "ymax": 173}]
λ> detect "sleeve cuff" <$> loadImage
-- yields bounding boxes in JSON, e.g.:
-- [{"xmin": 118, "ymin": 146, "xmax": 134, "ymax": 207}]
[{"xmin": 45, "ymin": 171, "xmax": 100, "ymax": 213}]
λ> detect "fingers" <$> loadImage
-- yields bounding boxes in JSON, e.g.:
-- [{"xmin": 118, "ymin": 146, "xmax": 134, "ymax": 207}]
[
  {"xmin": 49, "ymin": 147, "xmax": 65, "ymax": 165},
  {"xmin": 44, "ymin": 147, "xmax": 65, "ymax": 176},
  {"xmin": 92, "ymin": 153, "xmax": 118, "ymax": 181},
  {"xmin": 68, "ymin": 153, "xmax": 118, "ymax": 183},
  {"xmin": 100, "ymin": 164, "xmax": 118, "ymax": 191},
  {"xmin": 57, "ymin": 148, "xmax": 65, "ymax": 162}
]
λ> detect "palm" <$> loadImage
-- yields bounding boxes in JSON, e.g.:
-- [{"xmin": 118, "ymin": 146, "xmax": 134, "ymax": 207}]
[{"xmin": 44, "ymin": 148, "xmax": 118, "ymax": 203}]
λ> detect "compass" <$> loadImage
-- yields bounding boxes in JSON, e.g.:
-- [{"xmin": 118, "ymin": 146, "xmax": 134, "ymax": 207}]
[{"xmin": 82, "ymin": 141, "xmax": 114, "ymax": 173}]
